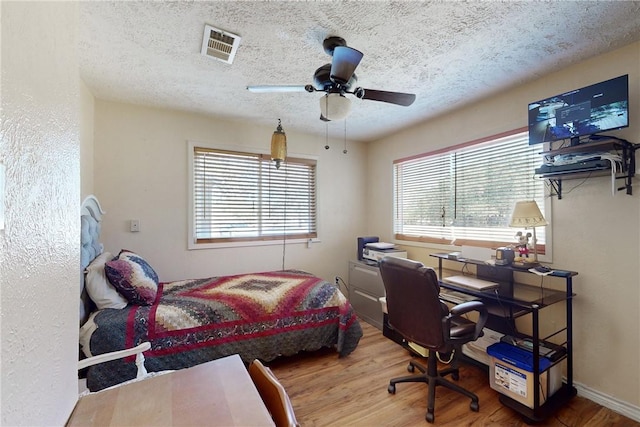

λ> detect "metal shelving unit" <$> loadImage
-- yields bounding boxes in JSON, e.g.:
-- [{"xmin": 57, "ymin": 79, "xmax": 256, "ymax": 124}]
[
  {"xmin": 535, "ymin": 138, "xmax": 638, "ymax": 199},
  {"xmin": 431, "ymin": 253, "xmax": 577, "ymax": 423}
]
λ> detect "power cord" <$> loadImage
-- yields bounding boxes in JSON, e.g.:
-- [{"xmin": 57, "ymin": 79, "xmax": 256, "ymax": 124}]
[
  {"xmin": 461, "ymin": 262, "xmax": 472, "ymax": 276},
  {"xmin": 597, "ymin": 152, "xmax": 623, "ymax": 195},
  {"xmin": 537, "ymin": 275, "xmax": 545, "ymax": 304},
  {"xmin": 493, "ymin": 288, "xmax": 520, "ymax": 338},
  {"xmin": 335, "ymin": 276, "xmax": 349, "ymax": 293},
  {"xmin": 549, "ymin": 172, "xmax": 591, "ymax": 197}
]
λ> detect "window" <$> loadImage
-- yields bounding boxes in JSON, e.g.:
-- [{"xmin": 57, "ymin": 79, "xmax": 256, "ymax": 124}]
[
  {"xmin": 393, "ymin": 130, "xmax": 547, "ymax": 252},
  {"xmin": 191, "ymin": 145, "xmax": 317, "ymax": 245}
]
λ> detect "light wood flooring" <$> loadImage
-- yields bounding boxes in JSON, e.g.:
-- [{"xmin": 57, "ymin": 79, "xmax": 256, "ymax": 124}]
[{"xmin": 268, "ymin": 320, "xmax": 638, "ymax": 426}]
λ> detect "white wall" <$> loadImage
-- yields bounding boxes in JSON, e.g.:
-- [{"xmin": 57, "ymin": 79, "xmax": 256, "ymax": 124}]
[
  {"xmin": 93, "ymin": 101, "xmax": 368, "ymax": 291},
  {"xmin": 0, "ymin": 2, "xmax": 81, "ymax": 425},
  {"xmin": 367, "ymin": 42, "xmax": 640, "ymax": 409},
  {"xmin": 80, "ymin": 80, "xmax": 95, "ymax": 200}
]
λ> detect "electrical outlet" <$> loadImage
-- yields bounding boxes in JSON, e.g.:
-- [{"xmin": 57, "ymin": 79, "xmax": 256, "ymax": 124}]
[{"xmin": 334, "ymin": 276, "xmax": 340, "ymax": 286}]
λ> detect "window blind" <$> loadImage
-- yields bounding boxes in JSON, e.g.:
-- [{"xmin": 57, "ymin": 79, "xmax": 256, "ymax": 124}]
[
  {"xmin": 393, "ymin": 131, "xmax": 546, "ymax": 249},
  {"xmin": 193, "ymin": 147, "xmax": 317, "ymax": 243}
]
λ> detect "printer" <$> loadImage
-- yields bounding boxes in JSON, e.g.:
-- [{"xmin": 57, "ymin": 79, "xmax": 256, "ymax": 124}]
[{"xmin": 357, "ymin": 236, "xmax": 407, "ymax": 263}]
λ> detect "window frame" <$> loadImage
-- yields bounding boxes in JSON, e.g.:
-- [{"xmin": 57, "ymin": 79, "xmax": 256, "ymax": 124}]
[
  {"xmin": 187, "ymin": 140, "xmax": 319, "ymax": 250},
  {"xmin": 392, "ymin": 128, "xmax": 552, "ymax": 261}
]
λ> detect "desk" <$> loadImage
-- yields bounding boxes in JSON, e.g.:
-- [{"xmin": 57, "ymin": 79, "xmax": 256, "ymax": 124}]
[
  {"xmin": 431, "ymin": 253, "xmax": 577, "ymax": 423},
  {"xmin": 67, "ymin": 354, "xmax": 275, "ymax": 427}
]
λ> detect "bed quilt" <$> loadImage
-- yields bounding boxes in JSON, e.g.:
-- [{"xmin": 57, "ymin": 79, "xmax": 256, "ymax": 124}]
[{"xmin": 85, "ymin": 270, "xmax": 362, "ymax": 391}]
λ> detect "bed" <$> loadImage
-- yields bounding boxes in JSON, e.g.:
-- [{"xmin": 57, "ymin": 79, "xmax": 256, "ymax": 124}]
[{"xmin": 79, "ymin": 195, "xmax": 363, "ymax": 391}]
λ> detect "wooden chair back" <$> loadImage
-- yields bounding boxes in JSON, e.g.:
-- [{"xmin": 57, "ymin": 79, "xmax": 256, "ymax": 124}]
[{"xmin": 248, "ymin": 359, "xmax": 300, "ymax": 427}]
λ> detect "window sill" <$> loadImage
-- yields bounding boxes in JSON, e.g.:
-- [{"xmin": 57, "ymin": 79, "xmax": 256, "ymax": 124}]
[{"xmin": 188, "ymin": 238, "xmax": 321, "ymax": 250}]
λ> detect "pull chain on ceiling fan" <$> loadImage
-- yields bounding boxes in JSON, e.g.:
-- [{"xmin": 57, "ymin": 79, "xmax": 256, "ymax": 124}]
[{"xmin": 247, "ymin": 36, "xmax": 416, "ymax": 121}]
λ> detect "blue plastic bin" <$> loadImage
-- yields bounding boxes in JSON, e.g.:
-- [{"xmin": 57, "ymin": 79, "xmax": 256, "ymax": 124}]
[{"xmin": 486, "ymin": 342, "xmax": 561, "ymax": 408}]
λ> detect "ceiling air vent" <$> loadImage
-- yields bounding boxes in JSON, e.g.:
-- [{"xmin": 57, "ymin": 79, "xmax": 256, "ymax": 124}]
[{"xmin": 200, "ymin": 24, "xmax": 241, "ymax": 65}]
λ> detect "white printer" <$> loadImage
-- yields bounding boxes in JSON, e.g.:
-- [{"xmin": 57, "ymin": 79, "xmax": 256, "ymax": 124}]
[{"xmin": 362, "ymin": 242, "xmax": 407, "ymax": 263}]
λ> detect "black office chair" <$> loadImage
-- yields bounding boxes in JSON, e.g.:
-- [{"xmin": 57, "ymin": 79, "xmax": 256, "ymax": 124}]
[{"xmin": 379, "ymin": 256, "xmax": 488, "ymax": 423}]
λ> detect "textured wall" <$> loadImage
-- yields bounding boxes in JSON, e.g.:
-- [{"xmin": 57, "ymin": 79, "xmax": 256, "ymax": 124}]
[
  {"xmin": 80, "ymin": 81, "xmax": 95, "ymax": 200},
  {"xmin": 0, "ymin": 2, "xmax": 80, "ymax": 425}
]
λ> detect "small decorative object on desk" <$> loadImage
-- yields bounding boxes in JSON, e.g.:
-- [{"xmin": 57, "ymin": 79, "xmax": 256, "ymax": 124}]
[{"xmin": 511, "ymin": 231, "xmax": 539, "ymax": 267}]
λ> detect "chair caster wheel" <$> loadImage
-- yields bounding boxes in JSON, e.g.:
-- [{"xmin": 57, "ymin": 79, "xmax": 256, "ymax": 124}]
[
  {"xmin": 470, "ymin": 401, "xmax": 479, "ymax": 412},
  {"xmin": 407, "ymin": 363, "xmax": 415, "ymax": 373},
  {"xmin": 426, "ymin": 411, "xmax": 434, "ymax": 423},
  {"xmin": 388, "ymin": 384, "xmax": 396, "ymax": 394}
]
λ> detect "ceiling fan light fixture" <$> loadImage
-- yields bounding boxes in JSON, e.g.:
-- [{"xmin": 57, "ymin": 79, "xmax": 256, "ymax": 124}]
[
  {"xmin": 320, "ymin": 93, "xmax": 351, "ymax": 121},
  {"xmin": 270, "ymin": 119, "xmax": 287, "ymax": 169}
]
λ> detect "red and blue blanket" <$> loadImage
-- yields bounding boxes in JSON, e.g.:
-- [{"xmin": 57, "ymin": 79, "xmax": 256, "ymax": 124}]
[{"xmin": 84, "ymin": 270, "xmax": 362, "ymax": 391}]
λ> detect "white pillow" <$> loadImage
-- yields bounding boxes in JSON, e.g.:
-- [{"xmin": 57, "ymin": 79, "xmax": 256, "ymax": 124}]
[{"xmin": 85, "ymin": 251, "xmax": 128, "ymax": 310}]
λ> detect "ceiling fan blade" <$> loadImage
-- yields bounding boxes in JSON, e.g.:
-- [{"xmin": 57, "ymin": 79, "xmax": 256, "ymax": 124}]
[
  {"xmin": 330, "ymin": 46, "xmax": 363, "ymax": 85},
  {"xmin": 246, "ymin": 85, "xmax": 308, "ymax": 93},
  {"xmin": 355, "ymin": 88, "xmax": 416, "ymax": 106}
]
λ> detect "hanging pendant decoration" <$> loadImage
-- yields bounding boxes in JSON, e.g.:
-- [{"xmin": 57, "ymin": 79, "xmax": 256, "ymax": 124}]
[{"xmin": 270, "ymin": 118, "xmax": 287, "ymax": 169}]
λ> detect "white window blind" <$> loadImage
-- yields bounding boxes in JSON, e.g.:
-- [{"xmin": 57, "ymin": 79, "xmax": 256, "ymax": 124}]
[
  {"xmin": 394, "ymin": 131, "xmax": 546, "ymax": 249},
  {"xmin": 193, "ymin": 147, "xmax": 317, "ymax": 244}
]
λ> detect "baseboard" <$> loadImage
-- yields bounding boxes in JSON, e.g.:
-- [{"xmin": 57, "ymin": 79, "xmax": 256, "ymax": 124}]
[{"xmin": 575, "ymin": 380, "xmax": 640, "ymax": 422}]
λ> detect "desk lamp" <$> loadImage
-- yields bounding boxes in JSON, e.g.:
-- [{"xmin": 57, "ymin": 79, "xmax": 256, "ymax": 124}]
[{"xmin": 509, "ymin": 200, "xmax": 547, "ymax": 263}]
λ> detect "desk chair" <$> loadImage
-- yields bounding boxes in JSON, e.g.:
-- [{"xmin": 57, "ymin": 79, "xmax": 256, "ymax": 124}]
[
  {"xmin": 379, "ymin": 257, "xmax": 488, "ymax": 423},
  {"xmin": 249, "ymin": 359, "xmax": 300, "ymax": 427}
]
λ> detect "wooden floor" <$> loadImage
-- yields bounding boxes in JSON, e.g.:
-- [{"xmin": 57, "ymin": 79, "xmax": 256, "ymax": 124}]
[{"xmin": 269, "ymin": 320, "xmax": 638, "ymax": 426}]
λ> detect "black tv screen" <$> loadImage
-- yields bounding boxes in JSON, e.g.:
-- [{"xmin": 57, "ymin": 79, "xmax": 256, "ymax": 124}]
[{"xmin": 528, "ymin": 75, "xmax": 629, "ymax": 145}]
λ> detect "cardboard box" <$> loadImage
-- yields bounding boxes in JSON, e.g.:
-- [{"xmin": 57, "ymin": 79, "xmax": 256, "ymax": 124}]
[{"xmin": 487, "ymin": 342, "xmax": 562, "ymax": 408}]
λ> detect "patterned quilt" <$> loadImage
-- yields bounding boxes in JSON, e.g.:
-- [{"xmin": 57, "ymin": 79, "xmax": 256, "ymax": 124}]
[{"xmin": 84, "ymin": 270, "xmax": 362, "ymax": 391}]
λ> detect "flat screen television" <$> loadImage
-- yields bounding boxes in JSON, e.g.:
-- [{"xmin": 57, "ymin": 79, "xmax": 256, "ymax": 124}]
[{"xmin": 528, "ymin": 74, "xmax": 629, "ymax": 145}]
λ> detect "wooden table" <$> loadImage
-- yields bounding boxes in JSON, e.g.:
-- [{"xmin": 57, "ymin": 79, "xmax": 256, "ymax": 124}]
[{"xmin": 67, "ymin": 354, "xmax": 275, "ymax": 426}]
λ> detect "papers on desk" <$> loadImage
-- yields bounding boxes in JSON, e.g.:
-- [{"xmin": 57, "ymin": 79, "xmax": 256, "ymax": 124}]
[
  {"xmin": 462, "ymin": 328, "xmax": 504, "ymax": 365},
  {"xmin": 365, "ymin": 242, "xmax": 396, "ymax": 250},
  {"xmin": 443, "ymin": 275, "xmax": 499, "ymax": 291}
]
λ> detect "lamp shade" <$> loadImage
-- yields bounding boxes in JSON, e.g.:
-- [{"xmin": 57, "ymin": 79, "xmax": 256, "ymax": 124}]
[
  {"xmin": 509, "ymin": 200, "xmax": 548, "ymax": 228},
  {"xmin": 271, "ymin": 120, "xmax": 287, "ymax": 169},
  {"xmin": 319, "ymin": 93, "xmax": 352, "ymax": 121}
]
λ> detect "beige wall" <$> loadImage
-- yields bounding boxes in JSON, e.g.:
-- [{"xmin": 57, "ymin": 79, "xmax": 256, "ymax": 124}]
[
  {"xmin": 0, "ymin": 2, "xmax": 81, "ymax": 425},
  {"xmin": 93, "ymin": 101, "xmax": 368, "ymax": 291},
  {"xmin": 368, "ymin": 42, "xmax": 640, "ymax": 408},
  {"xmin": 80, "ymin": 80, "xmax": 95, "ymax": 200}
]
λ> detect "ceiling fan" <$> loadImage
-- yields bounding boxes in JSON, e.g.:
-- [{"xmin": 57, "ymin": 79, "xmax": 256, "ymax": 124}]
[{"xmin": 246, "ymin": 36, "xmax": 416, "ymax": 121}]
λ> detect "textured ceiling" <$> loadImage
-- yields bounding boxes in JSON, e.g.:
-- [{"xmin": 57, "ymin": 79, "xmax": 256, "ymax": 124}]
[{"xmin": 79, "ymin": 1, "xmax": 640, "ymax": 142}]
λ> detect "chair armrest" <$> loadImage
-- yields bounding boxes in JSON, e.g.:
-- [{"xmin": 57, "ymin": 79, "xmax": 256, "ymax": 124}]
[
  {"xmin": 447, "ymin": 301, "xmax": 488, "ymax": 340},
  {"xmin": 449, "ymin": 300, "xmax": 484, "ymax": 316}
]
